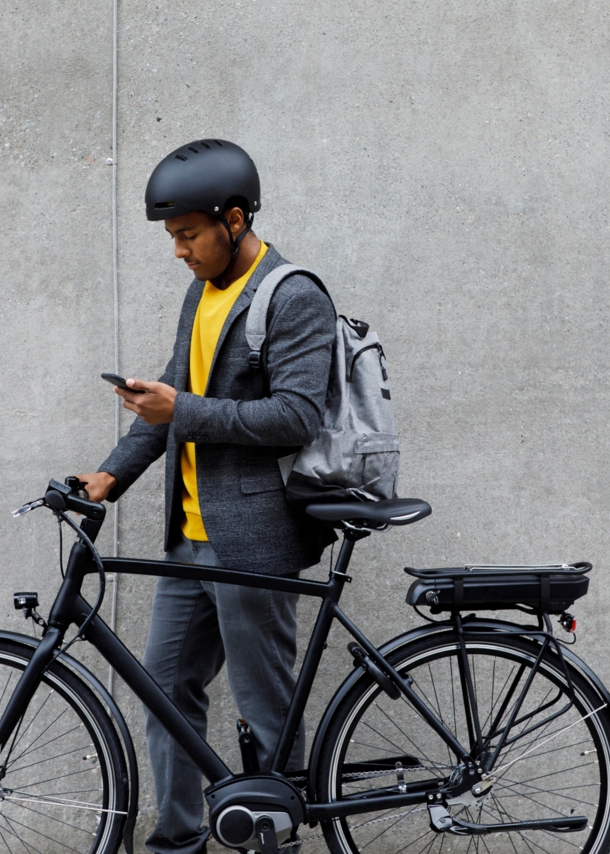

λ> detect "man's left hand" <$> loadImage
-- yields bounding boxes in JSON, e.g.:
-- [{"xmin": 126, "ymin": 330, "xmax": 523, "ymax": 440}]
[{"xmin": 115, "ymin": 379, "xmax": 177, "ymax": 425}]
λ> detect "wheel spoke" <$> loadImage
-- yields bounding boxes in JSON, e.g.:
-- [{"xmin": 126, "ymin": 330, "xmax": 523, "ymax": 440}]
[
  {"xmin": 8, "ymin": 742, "xmax": 94, "ymax": 774},
  {"xmin": 4, "ymin": 792, "xmax": 127, "ymax": 815},
  {"xmin": 0, "ymin": 815, "xmax": 46, "ymax": 854},
  {"xmin": 8, "ymin": 724, "xmax": 85, "ymax": 771},
  {"xmin": 11, "ymin": 800, "xmax": 99, "ymax": 835},
  {"xmin": 4, "ymin": 693, "xmax": 56, "ymax": 768},
  {"xmin": 0, "ymin": 824, "xmax": 16, "ymax": 854},
  {"xmin": 0, "ymin": 813, "xmax": 83, "ymax": 854}
]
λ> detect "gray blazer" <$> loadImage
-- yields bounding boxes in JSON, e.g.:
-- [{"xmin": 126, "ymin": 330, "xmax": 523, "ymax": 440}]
[{"xmin": 99, "ymin": 244, "xmax": 337, "ymax": 574}]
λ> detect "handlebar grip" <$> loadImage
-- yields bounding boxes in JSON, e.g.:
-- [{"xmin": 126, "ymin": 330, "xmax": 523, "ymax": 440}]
[{"xmin": 45, "ymin": 480, "xmax": 106, "ymax": 522}]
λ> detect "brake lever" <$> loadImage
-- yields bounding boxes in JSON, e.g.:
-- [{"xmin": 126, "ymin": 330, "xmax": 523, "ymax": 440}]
[{"xmin": 11, "ymin": 498, "xmax": 45, "ymax": 518}]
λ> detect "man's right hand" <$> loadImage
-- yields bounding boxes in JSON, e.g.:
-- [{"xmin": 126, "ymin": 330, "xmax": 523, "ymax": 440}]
[{"xmin": 76, "ymin": 472, "xmax": 117, "ymax": 503}]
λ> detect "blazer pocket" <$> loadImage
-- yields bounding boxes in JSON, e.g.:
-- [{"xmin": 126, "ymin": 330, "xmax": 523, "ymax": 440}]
[{"xmin": 240, "ymin": 470, "xmax": 285, "ymax": 495}]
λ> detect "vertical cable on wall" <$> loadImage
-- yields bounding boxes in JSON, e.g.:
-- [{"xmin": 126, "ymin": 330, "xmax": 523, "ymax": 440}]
[{"xmin": 108, "ymin": 0, "xmax": 120, "ymax": 697}]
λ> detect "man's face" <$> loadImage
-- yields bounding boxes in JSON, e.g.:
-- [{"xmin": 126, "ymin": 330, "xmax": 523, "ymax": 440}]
[{"xmin": 164, "ymin": 211, "xmax": 230, "ymax": 281}]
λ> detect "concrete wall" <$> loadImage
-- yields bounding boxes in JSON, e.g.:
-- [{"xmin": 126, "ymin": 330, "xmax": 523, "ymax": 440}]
[{"xmin": 1, "ymin": 0, "xmax": 609, "ymax": 849}]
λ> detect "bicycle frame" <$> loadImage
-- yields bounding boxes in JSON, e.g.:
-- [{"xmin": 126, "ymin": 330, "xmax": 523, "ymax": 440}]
[{"xmin": 0, "ymin": 523, "xmax": 594, "ymax": 826}]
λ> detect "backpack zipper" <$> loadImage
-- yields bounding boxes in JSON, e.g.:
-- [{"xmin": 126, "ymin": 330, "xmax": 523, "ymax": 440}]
[{"xmin": 348, "ymin": 343, "xmax": 388, "ymax": 382}]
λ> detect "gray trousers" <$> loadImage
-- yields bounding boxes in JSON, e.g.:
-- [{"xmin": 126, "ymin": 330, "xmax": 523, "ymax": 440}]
[{"xmin": 142, "ymin": 534, "xmax": 304, "ymax": 854}]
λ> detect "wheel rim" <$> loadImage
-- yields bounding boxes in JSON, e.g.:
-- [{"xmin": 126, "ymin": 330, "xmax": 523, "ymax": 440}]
[
  {"xmin": 0, "ymin": 651, "xmax": 123, "ymax": 854},
  {"xmin": 326, "ymin": 638, "xmax": 610, "ymax": 854}
]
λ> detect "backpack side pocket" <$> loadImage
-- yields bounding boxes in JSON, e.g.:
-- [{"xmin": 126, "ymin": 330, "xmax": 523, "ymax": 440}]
[{"xmin": 346, "ymin": 432, "xmax": 400, "ymax": 500}]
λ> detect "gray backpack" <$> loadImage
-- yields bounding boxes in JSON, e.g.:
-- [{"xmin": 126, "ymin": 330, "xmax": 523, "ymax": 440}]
[{"xmin": 246, "ymin": 264, "xmax": 400, "ymax": 504}]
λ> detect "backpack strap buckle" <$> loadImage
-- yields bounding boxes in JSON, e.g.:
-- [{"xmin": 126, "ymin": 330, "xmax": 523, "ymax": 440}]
[{"xmin": 248, "ymin": 351, "xmax": 262, "ymax": 369}]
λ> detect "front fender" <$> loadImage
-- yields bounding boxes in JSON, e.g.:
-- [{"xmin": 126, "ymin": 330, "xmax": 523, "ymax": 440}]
[{"xmin": 0, "ymin": 630, "xmax": 139, "ymax": 854}]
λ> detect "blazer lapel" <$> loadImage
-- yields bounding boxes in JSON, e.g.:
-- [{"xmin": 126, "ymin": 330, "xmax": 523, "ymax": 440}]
[
  {"xmin": 205, "ymin": 243, "xmax": 283, "ymax": 391},
  {"xmin": 175, "ymin": 279, "xmax": 204, "ymax": 392}
]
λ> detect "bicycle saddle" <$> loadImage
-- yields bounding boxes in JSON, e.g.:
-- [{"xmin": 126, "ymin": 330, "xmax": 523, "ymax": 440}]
[{"xmin": 305, "ymin": 498, "xmax": 431, "ymax": 527}]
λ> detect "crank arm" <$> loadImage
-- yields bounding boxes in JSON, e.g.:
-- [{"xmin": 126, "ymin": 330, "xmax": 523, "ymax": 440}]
[{"xmin": 255, "ymin": 815, "xmax": 279, "ymax": 853}]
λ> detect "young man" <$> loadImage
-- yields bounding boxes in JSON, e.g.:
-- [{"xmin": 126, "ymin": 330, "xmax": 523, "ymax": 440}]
[{"xmin": 79, "ymin": 139, "xmax": 336, "ymax": 854}]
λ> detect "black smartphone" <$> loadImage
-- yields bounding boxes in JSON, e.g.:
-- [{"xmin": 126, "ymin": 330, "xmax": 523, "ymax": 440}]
[{"xmin": 101, "ymin": 373, "xmax": 146, "ymax": 394}]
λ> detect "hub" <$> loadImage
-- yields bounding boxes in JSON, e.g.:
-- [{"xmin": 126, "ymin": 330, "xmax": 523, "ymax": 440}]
[{"xmin": 446, "ymin": 763, "xmax": 493, "ymax": 809}]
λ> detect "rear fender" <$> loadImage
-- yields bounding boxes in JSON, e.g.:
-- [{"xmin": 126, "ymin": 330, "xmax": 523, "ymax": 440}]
[
  {"xmin": 0, "ymin": 630, "xmax": 139, "ymax": 854},
  {"xmin": 464, "ymin": 617, "xmax": 610, "ymax": 707},
  {"xmin": 306, "ymin": 616, "xmax": 610, "ymax": 807}
]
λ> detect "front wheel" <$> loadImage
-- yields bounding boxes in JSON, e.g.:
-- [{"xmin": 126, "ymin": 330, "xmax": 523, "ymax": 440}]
[
  {"xmin": 316, "ymin": 632, "xmax": 610, "ymax": 854},
  {"xmin": 0, "ymin": 639, "xmax": 128, "ymax": 854}
]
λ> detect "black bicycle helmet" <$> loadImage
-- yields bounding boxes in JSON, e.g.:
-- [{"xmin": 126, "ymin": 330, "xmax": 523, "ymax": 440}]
[
  {"xmin": 146, "ymin": 139, "xmax": 260, "ymax": 278},
  {"xmin": 145, "ymin": 139, "xmax": 260, "ymax": 222}
]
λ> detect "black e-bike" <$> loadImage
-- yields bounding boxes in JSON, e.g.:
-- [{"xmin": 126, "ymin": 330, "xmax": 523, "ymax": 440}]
[{"xmin": 2, "ymin": 477, "xmax": 610, "ymax": 854}]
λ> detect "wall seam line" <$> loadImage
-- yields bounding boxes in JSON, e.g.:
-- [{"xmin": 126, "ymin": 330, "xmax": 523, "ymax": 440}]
[{"xmin": 108, "ymin": 0, "xmax": 120, "ymax": 697}]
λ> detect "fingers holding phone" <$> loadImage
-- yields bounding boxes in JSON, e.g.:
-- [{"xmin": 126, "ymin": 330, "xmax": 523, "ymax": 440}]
[
  {"xmin": 101, "ymin": 373, "xmax": 176, "ymax": 425},
  {"xmin": 101, "ymin": 373, "xmax": 146, "ymax": 394}
]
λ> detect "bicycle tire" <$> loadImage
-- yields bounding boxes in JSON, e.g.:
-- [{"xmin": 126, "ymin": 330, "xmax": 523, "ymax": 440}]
[
  {"xmin": 316, "ymin": 631, "xmax": 610, "ymax": 854},
  {"xmin": 0, "ymin": 638, "xmax": 128, "ymax": 854}
]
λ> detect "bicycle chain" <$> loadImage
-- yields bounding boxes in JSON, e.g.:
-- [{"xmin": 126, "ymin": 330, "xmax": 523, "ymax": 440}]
[
  {"xmin": 275, "ymin": 804, "xmax": 430, "ymax": 849},
  {"xmin": 288, "ymin": 763, "xmax": 453, "ymax": 784},
  {"xmin": 343, "ymin": 764, "xmax": 453, "ymax": 780}
]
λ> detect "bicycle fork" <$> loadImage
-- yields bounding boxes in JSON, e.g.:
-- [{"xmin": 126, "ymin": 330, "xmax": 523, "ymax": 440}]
[{"xmin": 0, "ymin": 627, "xmax": 62, "ymax": 761}]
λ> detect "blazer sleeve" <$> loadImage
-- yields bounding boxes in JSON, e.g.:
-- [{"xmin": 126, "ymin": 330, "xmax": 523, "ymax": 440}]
[
  {"xmin": 97, "ymin": 352, "xmax": 176, "ymax": 501},
  {"xmin": 172, "ymin": 277, "xmax": 335, "ymax": 447}
]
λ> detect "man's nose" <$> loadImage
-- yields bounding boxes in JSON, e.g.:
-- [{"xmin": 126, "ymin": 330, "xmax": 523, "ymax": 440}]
[{"xmin": 174, "ymin": 239, "xmax": 189, "ymax": 259}]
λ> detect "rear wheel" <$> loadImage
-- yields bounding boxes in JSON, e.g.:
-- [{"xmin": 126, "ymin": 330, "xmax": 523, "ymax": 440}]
[
  {"xmin": 0, "ymin": 639, "xmax": 128, "ymax": 854},
  {"xmin": 317, "ymin": 632, "xmax": 610, "ymax": 853}
]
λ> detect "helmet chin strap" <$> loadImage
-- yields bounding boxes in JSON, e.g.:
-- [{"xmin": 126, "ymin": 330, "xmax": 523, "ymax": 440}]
[{"xmin": 211, "ymin": 214, "xmax": 254, "ymax": 287}]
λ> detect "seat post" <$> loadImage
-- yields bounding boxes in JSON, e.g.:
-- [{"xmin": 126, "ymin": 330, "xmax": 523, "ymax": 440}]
[{"xmin": 331, "ymin": 529, "xmax": 369, "ymax": 577}]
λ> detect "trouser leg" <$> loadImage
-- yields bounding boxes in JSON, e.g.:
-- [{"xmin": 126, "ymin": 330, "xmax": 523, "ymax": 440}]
[
  {"xmin": 144, "ymin": 535, "xmax": 304, "ymax": 853},
  {"xmin": 143, "ymin": 539, "xmax": 225, "ymax": 854},
  {"xmin": 197, "ymin": 561, "xmax": 304, "ymax": 772}
]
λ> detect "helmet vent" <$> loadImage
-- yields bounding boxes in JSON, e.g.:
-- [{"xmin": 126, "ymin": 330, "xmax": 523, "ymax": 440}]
[
  {"xmin": 174, "ymin": 154, "xmax": 188, "ymax": 161},
  {"xmin": 214, "ymin": 140, "xmax": 224, "ymax": 147},
  {"xmin": 200, "ymin": 142, "xmax": 211, "ymax": 149},
  {"xmin": 154, "ymin": 201, "xmax": 176, "ymax": 209},
  {"xmin": 188, "ymin": 146, "xmax": 199, "ymax": 154}
]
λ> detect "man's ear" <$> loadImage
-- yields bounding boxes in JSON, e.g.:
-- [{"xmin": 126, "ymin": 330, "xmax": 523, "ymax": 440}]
[{"xmin": 225, "ymin": 206, "xmax": 246, "ymax": 235}]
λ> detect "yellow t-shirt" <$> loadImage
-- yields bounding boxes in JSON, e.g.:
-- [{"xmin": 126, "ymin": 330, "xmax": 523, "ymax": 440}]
[{"xmin": 181, "ymin": 241, "xmax": 269, "ymax": 540}]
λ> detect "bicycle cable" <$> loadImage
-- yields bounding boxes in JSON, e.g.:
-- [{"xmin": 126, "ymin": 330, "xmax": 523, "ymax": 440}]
[
  {"xmin": 57, "ymin": 515, "xmax": 65, "ymax": 578},
  {"xmin": 412, "ymin": 603, "xmax": 442, "ymax": 624},
  {"xmin": 53, "ymin": 509, "xmax": 106, "ymax": 655}
]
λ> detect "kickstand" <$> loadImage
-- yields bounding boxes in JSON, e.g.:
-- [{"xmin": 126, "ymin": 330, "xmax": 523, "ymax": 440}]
[{"xmin": 255, "ymin": 815, "xmax": 279, "ymax": 854}]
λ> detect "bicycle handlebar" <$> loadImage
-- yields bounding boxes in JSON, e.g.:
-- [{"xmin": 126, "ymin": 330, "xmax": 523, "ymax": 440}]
[{"xmin": 44, "ymin": 479, "xmax": 106, "ymax": 522}]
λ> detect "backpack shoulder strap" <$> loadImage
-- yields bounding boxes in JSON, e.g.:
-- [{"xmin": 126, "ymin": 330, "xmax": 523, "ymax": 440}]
[{"xmin": 245, "ymin": 264, "xmax": 334, "ymax": 367}]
